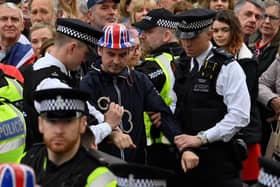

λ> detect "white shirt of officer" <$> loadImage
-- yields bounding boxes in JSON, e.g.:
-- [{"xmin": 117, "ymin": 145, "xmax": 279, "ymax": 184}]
[
  {"xmin": 33, "ymin": 53, "xmax": 111, "ymax": 144},
  {"xmin": 191, "ymin": 42, "xmax": 250, "ymax": 143}
]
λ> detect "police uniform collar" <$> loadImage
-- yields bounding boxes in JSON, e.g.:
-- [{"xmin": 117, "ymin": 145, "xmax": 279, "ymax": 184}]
[
  {"xmin": 149, "ymin": 42, "xmax": 182, "ymax": 57},
  {"xmin": 195, "ymin": 42, "xmax": 213, "ymax": 66},
  {"xmin": 43, "ymin": 53, "xmax": 68, "ymax": 75}
]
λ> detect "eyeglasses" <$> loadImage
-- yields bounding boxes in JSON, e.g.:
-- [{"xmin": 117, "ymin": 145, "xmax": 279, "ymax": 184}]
[{"xmin": 262, "ymin": 14, "xmax": 280, "ymax": 21}]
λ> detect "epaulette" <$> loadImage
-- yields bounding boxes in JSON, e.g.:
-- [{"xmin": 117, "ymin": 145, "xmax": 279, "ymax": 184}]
[
  {"xmin": 84, "ymin": 147, "xmax": 126, "ymax": 167},
  {"xmin": 211, "ymin": 48, "xmax": 234, "ymax": 65}
]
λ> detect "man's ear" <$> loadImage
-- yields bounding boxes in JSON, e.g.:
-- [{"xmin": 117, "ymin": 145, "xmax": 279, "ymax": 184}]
[
  {"xmin": 206, "ymin": 29, "xmax": 213, "ymax": 40},
  {"xmin": 80, "ymin": 116, "xmax": 87, "ymax": 134},
  {"xmin": 163, "ymin": 30, "xmax": 171, "ymax": 43},
  {"xmin": 67, "ymin": 42, "xmax": 77, "ymax": 55},
  {"xmin": 19, "ymin": 21, "xmax": 24, "ymax": 32},
  {"xmin": 97, "ymin": 47, "xmax": 103, "ymax": 56},
  {"xmin": 38, "ymin": 117, "xmax": 44, "ymax": 133}
]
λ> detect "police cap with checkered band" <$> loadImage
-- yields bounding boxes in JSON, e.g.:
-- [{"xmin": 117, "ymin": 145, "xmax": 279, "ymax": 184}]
[
  {"xmin": 175, "ymin": 8, "xmax": 216, "ymax": 39},
  {"xmin": 258, "ymin": 157, "xmax": 280, "ymax": 187},
  {"xmin": 56, "ymin": 18, "xmax": 102, "ymax": 47},
  {"xmin": 33, "ymin": 88, "xmax": 89, "ymax": 120},
  {"xmin": 132, "ymin": 8, "xmax": 178, "ymax": 30}
]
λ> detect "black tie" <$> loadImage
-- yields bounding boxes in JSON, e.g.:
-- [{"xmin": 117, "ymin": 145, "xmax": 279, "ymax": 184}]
[{"xmin": 191, "ymin": 58, "xmax": 199, "ymax": 73}]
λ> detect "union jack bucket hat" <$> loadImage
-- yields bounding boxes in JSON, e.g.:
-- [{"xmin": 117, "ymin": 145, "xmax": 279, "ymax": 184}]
[
  {"xmin": 98, "ymin": 23, "xmax": 134, "ymax": 49},
  {"xmin": 0, "ymin": 164, "xmax": 36, "ymax": 187}
]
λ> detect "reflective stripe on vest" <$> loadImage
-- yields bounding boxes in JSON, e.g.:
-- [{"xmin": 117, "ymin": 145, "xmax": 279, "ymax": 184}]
[
  {"xmin": 0, "ymin": 102, "xmax": 26, "ymax": 162},
  {"xmin": 144, "ymin": 52, "xmax": 177, "ymax": 145},
  {"xmin": 145, "ymin": 52, "xmax": 177, "ymax": 112},
  {"xmin": 86, "ymin": 166, "xmax": 117, "ymax": 187}
]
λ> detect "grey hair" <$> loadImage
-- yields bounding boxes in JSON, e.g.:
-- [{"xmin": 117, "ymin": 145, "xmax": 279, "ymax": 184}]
[
  {"xmin": 235, "ymin": 0, "xmax": 265, "ymax": 13},
  {"xmin": 0, "ymin": 2, "xmax": 24, "ymax": 21}
]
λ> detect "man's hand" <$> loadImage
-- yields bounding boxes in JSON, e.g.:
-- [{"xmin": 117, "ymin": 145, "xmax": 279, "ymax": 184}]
[
  {"xmin": 104, "ymin": 102, "xmax": 124, "ymax": 129},
  {"xmin": 271, "ymin": 97, "xmax": 280, "ymax": 114},
  {"xmin": 147, "ymin": 112, "xmax": 161, "ymax": 128},
  {"xmin": 174, "ymin": 134, "xmax": 202, "ymax": 151},
  {"xmin": 110, "ymin": 128, "xmax": 136, "ymax": 149},
  {"xmin": 181, "ymin": 151, "xmax": 199, "ymax": 173}
]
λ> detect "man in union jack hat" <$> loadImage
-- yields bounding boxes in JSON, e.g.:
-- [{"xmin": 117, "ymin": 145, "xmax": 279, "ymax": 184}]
[{"xmin": 80, "ymin": 23, "xmax": 182, "ymax": 170}]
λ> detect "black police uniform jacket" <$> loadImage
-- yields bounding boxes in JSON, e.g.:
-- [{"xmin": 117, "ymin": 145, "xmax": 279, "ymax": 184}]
[
  {"xmin": 21, "ymin": 145, "xmax": 105, "ymax": 187},
  {"xmin": 80, "ymin": 67, "xmax": 181, "ymax": 164},
  {"xmin": 136, "ymin": 42, "xmax": 185, "ymax": 92},
  {"xmin": 21, "ymin": 65, "xmax": 77, "ymax": 150},
  {"xmin": 174, "ymin": 49, "xmax": 242, "ymax": 182}
]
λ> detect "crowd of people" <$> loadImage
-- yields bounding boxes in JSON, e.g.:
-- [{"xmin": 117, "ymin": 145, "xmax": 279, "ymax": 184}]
[{"xmin": 1, "ymin": 0, "xmax": 280, "ymax": 186}]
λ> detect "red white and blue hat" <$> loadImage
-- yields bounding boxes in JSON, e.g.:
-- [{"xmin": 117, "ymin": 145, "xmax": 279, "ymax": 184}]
[
  {"xmin": 98, "ymin": 23, "xmax": 134, "ymax": 49},
  {"xmin": 0, "ymin": 164, "xmax": 36, "ymax": 187}
]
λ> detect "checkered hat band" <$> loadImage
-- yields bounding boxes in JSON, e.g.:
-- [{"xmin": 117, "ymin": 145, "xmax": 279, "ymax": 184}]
[
  {"xmin": 178, "ymin": 18, "xmax": 213, "ymax": 31},
  {"xmin": 117, "ymin": 177, "xmax": 166, "ymax": 187},
  {"xmin": 40, "ymin": 98, "xmax": 85, "ymax": 112},
  {"xmin": 258, "ymin": 168, "xmax": 280, "ymax": 186},
  {"xmin": 57, "ymin": 25, "xmax": 99, "ymax": 45},
  {"xmin": 157, "ymin": 19, "xmax": 178, "ymax": 29}
]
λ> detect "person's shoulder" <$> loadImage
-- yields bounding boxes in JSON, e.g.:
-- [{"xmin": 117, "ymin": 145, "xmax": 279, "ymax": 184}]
[
  {"xmin": 211, "ymin": 48, "xmax": 234, "ymax": 65},
  {"xmin": 21, "ymin": 144, "xmax": 46, "ymax": 163},
  {"xmin": 131, "ymin": 69, "xmax": 151, "ymax": 81},
  {"xmin": 81, "ymin": 68, "xmax": 101, "ymax": 86},
  {"xmin": 212, "ymin": 48, "xmax": 234, "ymax": 59}
]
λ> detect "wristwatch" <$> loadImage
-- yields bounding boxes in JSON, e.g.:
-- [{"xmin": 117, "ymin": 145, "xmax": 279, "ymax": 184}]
[{"xmin": 197, "ymin": 131, "xmax": 208, "ymax": 145}]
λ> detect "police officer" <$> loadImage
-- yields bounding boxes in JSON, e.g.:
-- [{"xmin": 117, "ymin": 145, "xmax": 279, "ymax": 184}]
[
  {"xmin": 0, "ymin": 66, "xmax": 25, "ymax": 163},
  {"xmin": 24, "ymin": 18, "xmax": 124, "ymax": 150},
  {"xmin": 257, "ymin": 157, "xmax": 280, "ymax": 187},
  {"xmin": 132, "ymin": 8, "xmax": 183, "ymax": 171},
  {"xmin": 20, "ymin": 88, "xmax": 118, "ymax": 187},
  {"xmin": 173, "ymin": 9, "xmax": 251, "ymax": 186}
]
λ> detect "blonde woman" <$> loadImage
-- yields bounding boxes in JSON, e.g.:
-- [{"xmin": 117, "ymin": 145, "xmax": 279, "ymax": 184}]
[
  {"xmin": 58, "ymin": 0, "xmax": 79, "ymax": 18},
  {"xmin": 129, "ymin": 0, "xmax": 156, "ymax": 24}
]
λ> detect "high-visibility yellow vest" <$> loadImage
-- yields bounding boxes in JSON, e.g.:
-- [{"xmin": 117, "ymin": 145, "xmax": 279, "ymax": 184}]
[
  {"xmin": 0, "ymin": 75, "xmax": 26, "ymax": 163},
  {"xmin": 144, "ymin": 52, "xmax": 178, "ymax": 145},
  {"xmin": 86, "ymin": 166, "xmax": 117, "ymax": 187}
]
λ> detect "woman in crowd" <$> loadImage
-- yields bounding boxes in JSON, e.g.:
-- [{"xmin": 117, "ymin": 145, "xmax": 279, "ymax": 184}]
[
  {"xmin": 125, "ymin": 24, "xmax": 142, "ymax": 69},
  {"xmin": 58, "ymin": 0, "xmax": 79, "ymax": 18},
  {"xmin": 129, "ymin": 0, "xmax": 156, "ymax": 24},
  {"xmin": 248, "ymin": 0, "xmax": 280, "ymax": 156},
  {"xmin": 200, "ymin": 0, "xmax": 235, "ymax": 11},
  {"xmin": 118, "ymin": 0, "xmax": 133, "ymax": 23},
  {"xmin": 29, "ymin": 22, "xmax": 55, "ymax": 59},
  {"xmin": 212, "ymin": 10, "xmax": 262, "ymax": 186}
]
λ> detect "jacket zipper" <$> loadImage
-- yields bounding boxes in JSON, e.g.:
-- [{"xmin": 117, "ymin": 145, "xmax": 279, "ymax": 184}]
[{"xmin": 113, "ymin": 77, "xmax": 125, "ymax": 161}]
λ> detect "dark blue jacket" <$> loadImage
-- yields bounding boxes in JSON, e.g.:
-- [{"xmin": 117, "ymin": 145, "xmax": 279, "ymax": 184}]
[{"xmin": 80, "ymin": 67, "xmax": 181, "ymax": 164}]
